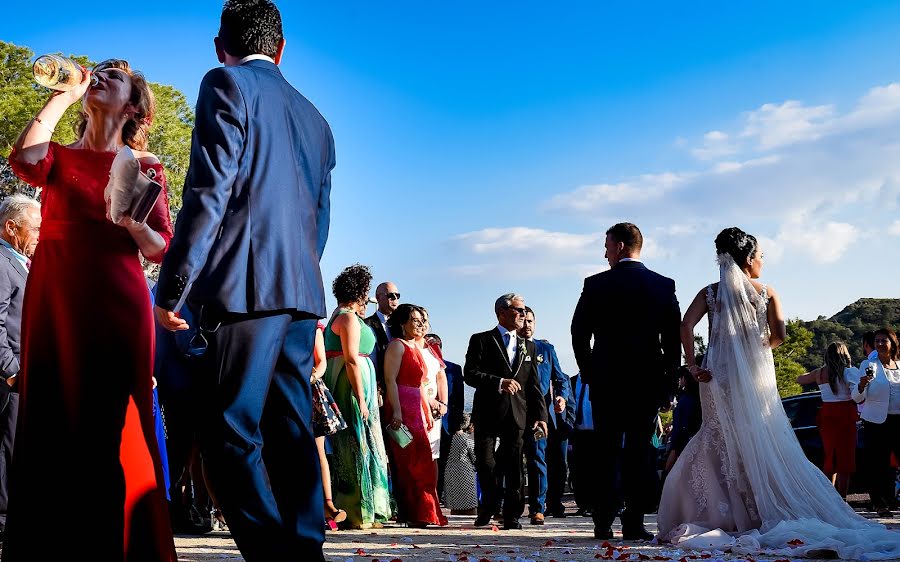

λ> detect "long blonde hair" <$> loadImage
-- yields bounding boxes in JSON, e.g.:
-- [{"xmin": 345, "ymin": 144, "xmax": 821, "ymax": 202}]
[
  {"xmin": 824, "ymin": 342, "xmax": 852, "ymax": 394},
  {"xmin": 74, "ymin": 59, "xmax": 155, "ymax": 151}
]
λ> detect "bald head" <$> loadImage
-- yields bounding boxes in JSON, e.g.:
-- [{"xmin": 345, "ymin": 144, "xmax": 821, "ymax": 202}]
[{"xmin": 375, "ymin": 281, "xmax": 400, "ymax": 316}]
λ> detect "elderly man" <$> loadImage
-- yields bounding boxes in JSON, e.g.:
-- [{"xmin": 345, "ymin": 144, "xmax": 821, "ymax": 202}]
[
  {"xmin": 365, "ymin": 281, "xmax": 400, "ymax": 390},
  {"xmin": 0, "ymin": 194, "xmax": 40, "ymax": 537},
  {"xmin": 464, "ymin": 293, "xmax": 547, "ymax": 530}
]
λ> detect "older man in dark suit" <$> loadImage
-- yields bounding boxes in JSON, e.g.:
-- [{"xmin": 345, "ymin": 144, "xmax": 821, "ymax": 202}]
[
  {"xmin": 0, "ymin": 195, "xmax": 39, "ymax": 538},
  {"xmin": 465, "ymin": 293, "xmax": 548, "ymax": 530},
  {"xmin": 154, "ymin": 2, "xmax": 334, "ymax": 560},
  {"xmin": 572, "ymin": 222, "xmax": 681, "ymax": 541},
  {"xmin": 364, "ymin": 281, "xmax": 400, "ymax": 391}
]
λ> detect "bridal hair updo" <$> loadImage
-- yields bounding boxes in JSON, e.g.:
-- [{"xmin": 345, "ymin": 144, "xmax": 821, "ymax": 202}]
[{"xmin": 715, "ymin": 227, "xmax": 758, "ymax": 266}]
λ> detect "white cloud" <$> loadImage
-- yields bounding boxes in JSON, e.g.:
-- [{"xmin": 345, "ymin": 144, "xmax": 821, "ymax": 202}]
[
  {"xmin": 740, "ymin": 100, "xmax": 835, "ymax": 150},
  {"xmin": 773, "ymin": 220, "xmax": 859, "ymax": 264},
  {"xmin": 453, "ymin": 227, "xmax": 602, "ymax": 255},
  {"xmin": 546, "ymin": 172, "xmax": 688, "ymax": 212},
  {"xmin": 692, "ymin": 130, "xmax": 738, "ymax": 160},
  {"xmin": 888, "ymin": 220, "xmax": 900, "ymax": 236}
]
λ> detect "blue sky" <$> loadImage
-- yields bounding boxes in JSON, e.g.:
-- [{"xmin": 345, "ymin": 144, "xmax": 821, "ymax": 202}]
[{"xmin": 4, "ymin": 1, "xmax": 900, "ymax": 375}]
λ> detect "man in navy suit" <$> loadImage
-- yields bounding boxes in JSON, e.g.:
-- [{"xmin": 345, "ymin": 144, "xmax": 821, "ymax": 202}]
[
  {"xmin": 571, "ymin": 222, "xmax": 680, "ymax": 541},
  {"xmin": 518, "ymin": 307, "xmax": 571, "ymax": 524},
  {"xmin": 155, "ymin": 2, "xmax": 334, "ymax": 560}
]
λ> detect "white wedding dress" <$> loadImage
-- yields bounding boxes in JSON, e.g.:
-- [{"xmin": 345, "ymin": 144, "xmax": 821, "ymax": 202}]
[{"xmin": 657, "ymin": 255, "xmax": 900, "ymax": 560}]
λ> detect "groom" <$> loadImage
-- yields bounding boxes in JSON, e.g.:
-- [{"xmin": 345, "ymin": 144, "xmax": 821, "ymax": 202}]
[
  {"xmin": 155, "ymin": 1, "xmax": 334, "ymax": 560},
  {"xmin": 571, "ymin": 222, "xmax": 681, "ymax": 540}
]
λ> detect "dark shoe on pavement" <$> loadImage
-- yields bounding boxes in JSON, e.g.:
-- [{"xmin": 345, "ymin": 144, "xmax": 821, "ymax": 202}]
[
  {"xmin": 530, "ymin": 513, "xmax": 545, "ymax": 525},
  {"xmin": 503, "ymin": 518, "xmax": 523, "ymax": 530},
  {"xmin": 622, "ymin": 526, "xmax": 654, "ymax": 541},
  {"xmin": 473, "ymin": 514, "xmax": 492, "ymax": 527},
  {"xmin": 594, "ymin": 527, "xmax": 613, "ymax": 540},
  {"xmin": 547, "ymin": 505, "xmax": 567, "ymax": 518}
]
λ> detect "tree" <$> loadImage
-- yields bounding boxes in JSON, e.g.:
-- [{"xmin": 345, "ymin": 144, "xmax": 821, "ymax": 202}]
[
  {"xmin": 0, "ymin": 41, "xmax": 193, "ymax": 210},
  {"xmin": 773, "ymin": 320, "xmax": 813, "ymax": 397}
]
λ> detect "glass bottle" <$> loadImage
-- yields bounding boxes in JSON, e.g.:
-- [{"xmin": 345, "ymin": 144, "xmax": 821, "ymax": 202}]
[{"xmin": 33, "ymin": 54, "xmax": 86, "ymax": 91}]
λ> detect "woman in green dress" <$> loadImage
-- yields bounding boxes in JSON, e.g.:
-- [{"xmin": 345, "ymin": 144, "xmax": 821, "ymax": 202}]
[{"xmin": 323, "ymin": 264, "xmax": 392, "ymax": 529}]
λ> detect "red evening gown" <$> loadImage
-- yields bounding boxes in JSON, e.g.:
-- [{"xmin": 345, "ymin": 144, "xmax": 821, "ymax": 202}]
[
  {"xmin": 384, "ymin": 341, "xmax": 448, "ymax": 526},
  {"xmin": 6, "ymin": 142, "xmax": 177, "ymax": 561}
]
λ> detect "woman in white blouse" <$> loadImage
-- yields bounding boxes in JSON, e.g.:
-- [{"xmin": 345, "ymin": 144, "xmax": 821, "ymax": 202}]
[{"xmin": 851, "ymin": 328, "xmax": 900, "ymax": 517}]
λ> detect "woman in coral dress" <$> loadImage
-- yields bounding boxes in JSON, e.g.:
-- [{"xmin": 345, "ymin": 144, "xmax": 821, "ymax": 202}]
[
  {"xmin": 384, "ymin": 303, "xmax": 449, "ymax": 527},
  {"xmin": 6, "ymin": 60, "xmax": 176, "ymax": 561}
]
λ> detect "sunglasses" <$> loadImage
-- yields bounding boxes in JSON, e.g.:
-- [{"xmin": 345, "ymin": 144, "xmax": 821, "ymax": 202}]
[
  {"xmin": 385, "ymin": 292, "xmax": 400, "ymax": 300},
  {"xmin": 506, "ymin": 306, "xmax": 526, "ymax": 316}
]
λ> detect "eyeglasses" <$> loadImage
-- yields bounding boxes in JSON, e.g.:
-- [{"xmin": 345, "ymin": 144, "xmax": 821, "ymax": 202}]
[
  {"xmin": 410, "ymin": 319, "xmax": 428, "ymax": 327},
  {"xmin": 874, "ymin": 338, "xmax": 891, "ymax": 344},
  {"xmin": 506, "ymin": 306, "xmax": 526, "ymax": 316},
  {"xmin": 385, "ymin": 292, "xmax": 400, "ymax": 300}
]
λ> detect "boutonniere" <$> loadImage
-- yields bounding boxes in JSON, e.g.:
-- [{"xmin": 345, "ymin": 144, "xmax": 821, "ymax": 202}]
[
  {"xmin": 517, "ymin": 339, "xmax": 527, "ymax": 356},
  {"xmin": 536, "ymin": 354, "xmax": 544, "ymax": 364}
]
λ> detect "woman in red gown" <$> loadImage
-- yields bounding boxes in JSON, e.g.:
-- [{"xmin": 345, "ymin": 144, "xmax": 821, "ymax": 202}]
[
  {"xmin": 383, "ymin": 304, "xmax": 449, "ymax": 527},
  {"xmin": 6, "ymin": 60, "xmax": 176, "ymax": 561}
]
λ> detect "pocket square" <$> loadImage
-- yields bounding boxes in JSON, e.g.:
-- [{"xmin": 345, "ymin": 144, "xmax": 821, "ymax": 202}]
[{"xmin": 525, "ymin": 356, "xmax": 532, "ymax": 362}]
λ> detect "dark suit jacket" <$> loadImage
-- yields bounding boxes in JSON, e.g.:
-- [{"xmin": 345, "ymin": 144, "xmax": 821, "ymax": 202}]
[
  {"xmin": 364, "ymin": 313, "xmax": 389, "ymax": 388},
  {"xmin": 0, "ymin": 245, "xmax": 26, "ymax": 381},
  {"xmin": 463, "ymin": 328, "xmax": 548, "ymax": 434},
  {"xmin": 156, "ymin": 59, "xmax": 335, "ymax": 317},
  {"xmin": 571, "ymin": 261, "xmax": 681, "ymax": 406},
  {"xmin": 443, "ymin": 360, "xmax": 464, "ymax": 434}
]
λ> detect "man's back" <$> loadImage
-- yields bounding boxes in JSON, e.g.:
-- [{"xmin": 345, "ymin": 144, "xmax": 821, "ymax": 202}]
[{"xmin": 160, "ymin": 60, "xmax": 335, "ymax": 317}]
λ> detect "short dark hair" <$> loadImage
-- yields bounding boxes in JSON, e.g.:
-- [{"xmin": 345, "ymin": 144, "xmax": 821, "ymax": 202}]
[
  {"xmin": 332, "ymin": 264, "xmax": 372, "ymax": 305},
  {"xmin": 219, "ymin": 0, "xmax": 284, "ymax": 59},
  {"xmin": 874, "ymin": 328, "xmax": 900, "ymax": 360},
  {"xmin": 714, "ymin": 227, "xmax": 758, "ymax": 266},
  {"xmin": 387, "ymin": 303, "xmax": 426, "ymax": 338},
  {"xmin": 606, "ymin": 222, "xmax": 643, "ymax": 252},
  {"xmin": 863, "ymin": 331, "xmax": 876, "ymax": 349},
  {"xmin": 524, "ymin": 306, "xmax": 535, "ymax": 318}
]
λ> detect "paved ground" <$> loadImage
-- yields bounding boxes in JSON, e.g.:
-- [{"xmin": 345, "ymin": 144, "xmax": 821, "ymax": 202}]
[{"xmin": 174, "ymin": 508, "xmax": 900, "ymax": 562}]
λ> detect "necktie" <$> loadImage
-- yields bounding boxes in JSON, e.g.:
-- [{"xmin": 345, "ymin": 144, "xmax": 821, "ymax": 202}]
[{"xmin": 506, "ymin": 334, "xmax": 516, "ymax": 366}]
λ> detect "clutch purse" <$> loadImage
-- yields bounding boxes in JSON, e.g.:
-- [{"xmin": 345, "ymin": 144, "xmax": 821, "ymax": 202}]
[
  {"xmin": 385, "ymin": 423, "xmax": 413, "ymax": 448},
  {"xmin": 129, "ymin": 171, "xmax": 164, "ymax": 223},
  {"xmin": 105, "ymin": 146, "xmax": 164, "ymax": 224}
]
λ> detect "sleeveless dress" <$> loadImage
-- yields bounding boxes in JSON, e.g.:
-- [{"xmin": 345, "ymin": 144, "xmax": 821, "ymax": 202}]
[
  {"xmin": 658, "ymin": 274, "xmax": 900, "ymax": 560},
  {"xmin": 384, "ymin": 341, "xmax": 448, "ymax": 526},
  {"xmin": 6, "ymin": 142, "xmax": 176, "ymax": 561},
  {"xmin": 323, "ymin": 310, "xmax": 391, "ymax": 529}
]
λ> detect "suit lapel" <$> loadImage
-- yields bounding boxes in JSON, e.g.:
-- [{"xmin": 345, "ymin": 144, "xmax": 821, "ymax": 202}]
[
  {"xmin": 512, "ymin": 338, "xmax": 528, "ymax": 375},
  {"xmin": 0, "ymin": 247, "xmax": 26, "ymax": 281},
  {"xmin": 490, "ymin": 329, "xmax": 514, "ymax": 373}
]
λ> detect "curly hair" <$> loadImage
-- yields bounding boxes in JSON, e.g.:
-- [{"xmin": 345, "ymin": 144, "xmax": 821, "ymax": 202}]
[
  {"xmin": 219, "ymin": 0, "xmax": 283, "ymax": 59},
  {"xmin": 75, "ymin": 59, "xmax": 155, "ymax": 151},
  {"xmin": 331, "ymin": 264, "xmax": 372, "ymax": 305},
  {"xmin": 715, "ymin": 227, "xmax": 758, "ymax": 266}
]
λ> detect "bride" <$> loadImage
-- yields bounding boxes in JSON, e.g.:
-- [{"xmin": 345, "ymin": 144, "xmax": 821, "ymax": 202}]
[{"xmin": 657, "ymin": 227, "xmax": 900, "ymax": 559}]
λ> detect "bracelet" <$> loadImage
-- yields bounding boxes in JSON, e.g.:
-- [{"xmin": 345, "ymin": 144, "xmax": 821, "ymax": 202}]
[{"xmin": 33, "ymin": 117, "xmax": 55, "ymax": 134}]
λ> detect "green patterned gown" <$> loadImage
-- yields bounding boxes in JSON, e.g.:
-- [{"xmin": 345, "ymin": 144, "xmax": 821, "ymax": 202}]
[{"xmin": 323, "ymin": 310, "xmax": 392, "ymax": 528}]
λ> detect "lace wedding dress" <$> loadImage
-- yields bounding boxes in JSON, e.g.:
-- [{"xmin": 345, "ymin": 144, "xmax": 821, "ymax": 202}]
[{"xmin": 657, "ymin": 255, "xmax": 900, "ymax": 560}]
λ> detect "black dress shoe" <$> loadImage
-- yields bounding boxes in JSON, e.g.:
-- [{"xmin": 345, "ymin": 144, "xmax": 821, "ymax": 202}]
[
  {"xmin": 547, "ymin": 506, "xmax": 567, "ymax": 518},
  {"xmin": 594, "ymin": 527, "xmax": 613, "ymax": 540},
  {"xmin": 503, "ymin": 519, "xmax": 523, "ymax": 530},
  {"xmin": 621, "ymin": 526, "xmax": 654, "ymax": 541},
  {"xmin": 473, "ymin": 514, "xmax": 492, "ymax": 527}
]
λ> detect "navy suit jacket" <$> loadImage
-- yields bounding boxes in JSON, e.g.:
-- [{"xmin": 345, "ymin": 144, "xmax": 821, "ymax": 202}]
[
  {"xmin": 571, "ymin": 261, "xmax": 681, "ymax": 407},
  {"xmin": 532, "ymin": 339, "xmax": 571, "ymax": 429},
  {"xmin": 157, "ymin": 59, "xmax": 335, "ymax": 316}
]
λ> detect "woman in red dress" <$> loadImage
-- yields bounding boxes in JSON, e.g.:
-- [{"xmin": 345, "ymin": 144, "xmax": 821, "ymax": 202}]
[
  {"xmin": 383, "ymin": 304, "xmax": 449, "ymax": 527},
  {"xmin": 6, "ymin": 60, "xmax": 176, "ymax": 561}
]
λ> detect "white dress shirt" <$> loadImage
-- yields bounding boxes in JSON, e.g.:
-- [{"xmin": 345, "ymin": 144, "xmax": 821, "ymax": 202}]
[
  {"xmin": 496, "ymin": 325, "xmax": 518, "ymax": 392},
  {"xmin": 238, "ymin": 54, "xmax": 276, "ymax": 65},
  {"xmin": 376, "ymin": 310, "xmax": 391, "ymax": 341}
]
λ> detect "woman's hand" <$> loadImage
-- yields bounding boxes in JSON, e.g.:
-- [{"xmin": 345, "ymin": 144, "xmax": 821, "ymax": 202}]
[
  {"xmin": 689, "ymin": 364, "xmax": 712, "ymax": 383},
  {"xmin": 428, "ymin": 398, "xmax": 446, "ymax": 416},
  {"xmin": 390, "ymin": 416, "xmax": 403, "ymax": 430},
  {"xmin": 358, "ymin": 398, "xmax": 370, "ymax": 423},
  {"xmin": 55, "ymin": 67, "xmax": 92, "ymax": 106}
]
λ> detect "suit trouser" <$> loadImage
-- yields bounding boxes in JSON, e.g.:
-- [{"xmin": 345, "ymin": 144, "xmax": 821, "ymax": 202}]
[
  {"xmin": 475, "ymin": 420, "xmax": 525, "ymax": 521},
  {"xmin": 545, "ymin": 424, "xmax": 569, "ymax": 511},
  {"xmin": 0, "ymin": 391, "xmax": 17, "ymax": 530},
  {"xmin": 571, "ymin": 429, "xmax": 596, "ymax": 510},
  {"xmin": 524, "ymin": 427, "xmax": 548, "ymax": 514},
  {"xmin": 199, "ymin": 312, "xmax": 324, "ymax": 562},
  {"xmin": 591, "ymin": 400, "xmax": 658, "ymax": 529},
  {"xmin": 863, "ymin": 416, "xmax": 900, "ymax": 510},
  {"xmin": 437, "ymin": 428, "xmax": 453, "ymax": 500}
]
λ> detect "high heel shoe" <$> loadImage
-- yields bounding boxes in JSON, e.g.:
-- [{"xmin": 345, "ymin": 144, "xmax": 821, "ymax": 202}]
[{"xmin": 324, "ymin": 500, "xmax": 347, "ymax": 529}]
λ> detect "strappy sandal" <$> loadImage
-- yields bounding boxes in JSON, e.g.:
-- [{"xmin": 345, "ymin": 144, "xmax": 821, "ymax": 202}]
[{"xmin": 324, "ymin": 500, "xmax": 347, "ymax": 530}]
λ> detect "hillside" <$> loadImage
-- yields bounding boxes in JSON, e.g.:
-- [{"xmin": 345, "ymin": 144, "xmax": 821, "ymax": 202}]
[{"xmin": 799, "ymin": 298, "xmax": 900, "ymax": 369}]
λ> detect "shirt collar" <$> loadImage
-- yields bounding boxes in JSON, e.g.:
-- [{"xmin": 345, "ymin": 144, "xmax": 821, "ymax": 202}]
[
  {"xmin": 376, "ymin": 310, "xmax": 389, "ymax": 324},
  {"xmin": 238, "ymin": 54, "xmax": 276, "ymax": 65},
  {"xmin": 0, "ymin": 239, "xmax": 27, "ymax": 267},
  {"xmin": 619, "ymin": 257, "xmax": 642, "ymax": 263},
  {"xmin": 496, "ymin": 324, "xmax": 517, "ymax": 341}
]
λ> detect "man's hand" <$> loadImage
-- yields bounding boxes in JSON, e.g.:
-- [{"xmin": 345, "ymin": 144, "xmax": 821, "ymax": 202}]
[
  {"xmin": 532, "ymin": 420, "xmax": 548, "ymax": 437},
  {"xmin": 5, "ymin": 375, "xmax": 16, "ymax": 388},
  {"xmin": 689, "ymin": 364, "xmax": 712, "ymax": 383},
  {"xmin": 554, "ymin": 396, "xmax": 566, "ymax": 413},
  {"xmin": 500, "ymin": 378, "xmax": 522, "ymax": 394},
  {"xmin": 154, "ymin": 305, "xmax": 190, "ymax": 331}
]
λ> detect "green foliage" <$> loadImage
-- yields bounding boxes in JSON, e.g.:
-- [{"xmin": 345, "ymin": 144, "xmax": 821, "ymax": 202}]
[
  {"xmin": 773, "ymin": 320, "xmax": 813, "ymax": 397},
  {"xmin": 799, "ymin": 299, "xmax": 900, "ymax": 368},
  {"xmin": 0, "ymin": 40, "xmax": 193, "ymax": 211}
]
